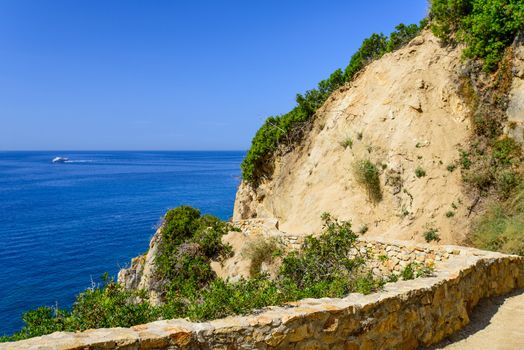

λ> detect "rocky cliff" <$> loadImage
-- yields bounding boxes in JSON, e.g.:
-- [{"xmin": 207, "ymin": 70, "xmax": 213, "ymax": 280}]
[
  {"xmin": 119, "ymin": 31, "xmax": 524, "ymax": 291},
  {"xmin": 234, "ymin": 30, "xmax": 524, "ymax": 245}
]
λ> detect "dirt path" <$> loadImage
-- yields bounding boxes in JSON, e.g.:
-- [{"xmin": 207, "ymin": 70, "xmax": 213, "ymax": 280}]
[{"xmin": 426, "ymin": 289, "xmax": 524, "ymax": 350}]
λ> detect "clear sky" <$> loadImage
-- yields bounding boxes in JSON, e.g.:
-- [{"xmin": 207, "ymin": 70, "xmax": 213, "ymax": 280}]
[{"xmin": 0, "ymin": 1, "xmax": 428, "ymax": 150}]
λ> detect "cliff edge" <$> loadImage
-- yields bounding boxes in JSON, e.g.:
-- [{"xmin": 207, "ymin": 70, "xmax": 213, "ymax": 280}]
[{"xmin": 234, "ymin": 30, "xmax": 524, "ymax": 245}]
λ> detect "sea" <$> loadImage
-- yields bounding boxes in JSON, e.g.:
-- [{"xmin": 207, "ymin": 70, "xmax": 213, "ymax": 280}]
[{"xmin": 0, "ymin": 151, "xmax": 244, "ymax": 336}]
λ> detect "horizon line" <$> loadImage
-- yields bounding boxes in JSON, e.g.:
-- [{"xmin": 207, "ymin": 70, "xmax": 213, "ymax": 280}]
[{"xmin": 0, "ymin": 149, "xmax": 248, "ymax": 152}]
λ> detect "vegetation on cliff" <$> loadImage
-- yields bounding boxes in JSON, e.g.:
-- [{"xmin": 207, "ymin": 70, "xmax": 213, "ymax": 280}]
[
  {"xmin": 241, "ymin": 21, "xmax": 427, "ymax": 185},
  {"xmin": 2, "ymin": 208, "xmax": 433, "ymax": 342},
  {"xmin": 242, "ymin": 0, "xmax": 524, "ymax": 185},
  {"xmin": 428, "ymin": 0, "xmax": 524, "ymax": 254},
  {"xmin": 430, "ymin": 0, "xmax": 524, "ymax": 70}
]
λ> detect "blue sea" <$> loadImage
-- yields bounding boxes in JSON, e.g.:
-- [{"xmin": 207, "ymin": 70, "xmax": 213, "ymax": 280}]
[{"xmin": 0, "ymin": 151, "xmax": 244, "ymax": 335}]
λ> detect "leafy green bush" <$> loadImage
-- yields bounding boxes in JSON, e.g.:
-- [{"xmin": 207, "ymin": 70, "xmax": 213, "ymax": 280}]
[
  {"xmin": 401, "ymin": 263, "xmax": 415, "ymax": 280},
  {"xmin": 242, "ymin": 22, "xmax": 426, "ymax": 184},
  {"xmin": 415, "ymin": 166, "xmax": 426, "ymax": 178},
  {"xmin": 280, "ymin": 213, "xmax": 362, "ymax": 290},
  {"xmin": 353, "ymin": 159, "xmax": 383, "ymax": 203},
  {"xmin": 387, "ymin": 23, "xmax": 425, "ymax": 52},
  {"xmin": 423, "ymin": 227, "xmax": 441, "ymax": 242},
  {"xmin": 155, "ymin": 206, "xmax": 233, "ymax": 303},
  {"xmin": 492, "ymin": 137, "xmax": 522, "ymax": 166},
  {"xmin": 1, "ymin": 275, "xmax": 158, "ymax": 342},
  {"xmin": 430, "ymin": 0, "xmax": 524, "ymax": 70}
]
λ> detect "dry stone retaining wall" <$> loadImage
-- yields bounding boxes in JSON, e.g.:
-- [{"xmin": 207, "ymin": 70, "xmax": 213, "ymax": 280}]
[{"xmin": 5, "ymin": 241, "xmax": 524, "ymax": 350}]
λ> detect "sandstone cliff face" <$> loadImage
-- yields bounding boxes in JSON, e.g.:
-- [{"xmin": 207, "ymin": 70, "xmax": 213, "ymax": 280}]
[
  {"xmin": 118, "ymin": 227, "xmax": 164, "ymax": 305},
  {"xmin": 234, "ymin": 31, "xmax": 474, "ymax": 244},
  {"xmin": 120, "ymin": 32, "xmax": 524, "ymax": 291},
  {"xmin": 506, "ymin": 37, "xmax": 524, "ymax": 144}
]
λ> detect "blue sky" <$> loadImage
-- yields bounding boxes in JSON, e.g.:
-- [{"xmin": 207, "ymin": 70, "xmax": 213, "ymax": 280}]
[{"xmin": 0, "ymin": 1, "xmax": 428, "ymax": 150}]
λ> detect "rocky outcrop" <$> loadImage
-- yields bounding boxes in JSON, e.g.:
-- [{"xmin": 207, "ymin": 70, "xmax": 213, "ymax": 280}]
[
  {"xmin": 505, "ymin": 35, "xmax": 524, "ymax": 144},
  {"xmin": 117, "ymin": 228, "xmax": 164, "ymax": 305},
  {"xmin": 234, "ymin": 31, "xmax": 524, "ymax": 244},
  {"xmin": 7, "ymin": 242, "xmax": 524, "ymax": 350}
]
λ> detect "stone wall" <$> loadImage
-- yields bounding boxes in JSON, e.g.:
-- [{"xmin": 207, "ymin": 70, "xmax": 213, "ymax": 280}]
[{"xmin": 5, "ymin": 241, "xmax": 524, "ymax": 350}]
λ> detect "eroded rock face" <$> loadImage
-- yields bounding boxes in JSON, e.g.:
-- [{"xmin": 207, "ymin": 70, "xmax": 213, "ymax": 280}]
[
  {"xmin": 506, "ymin": 36, "xmax": 524, "ymax": 144},
  {"xmin": 234, "ymin": 31, "xmax": 524, "ymax": 244},
  {"xmin": 117, "ymin": 227, "xmax": 164, "ymax": 305}
]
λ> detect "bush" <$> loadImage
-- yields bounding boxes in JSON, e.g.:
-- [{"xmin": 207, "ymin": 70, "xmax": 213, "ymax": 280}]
[
  {"xmin": 280, "ymin": 213, "xmax": 362, "ymax": 289},
  {"xmin": 423, "ymin": 227, "xmax": 441, "ymax": 242},
  {"xmin": 353, "ymin": 160, "xmax": 383, "ymax": 203},
  {"xmin": 244, "ymin": 238, "xmax": 281, "ymax": 276},
  {"xmin": 2, "ymin": 275, "xmax": 158, "ymax": 342},
  {"xmin": 387, "ymin": 23, "xmax": 424, "ymax": 52},
  {"xmin": 415, "ymin": 166, "xmax": 426, "ymax": 178},
  {"xmin": 492, "ymin": 137, "xmax": 521, "ymax": 166},
  {"xmin": 155, "ymin": 207, "xmax": 234, "ymax": 303},
  {"xmin": 430, "ymin": 0, "xmax": 524, "ymax": 70},
  {"xmin": 401, "ymin": 263, "xmax": 415, "ymax": 280}
]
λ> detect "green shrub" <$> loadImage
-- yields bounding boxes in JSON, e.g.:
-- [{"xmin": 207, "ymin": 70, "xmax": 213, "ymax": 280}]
[
  {"xmin": 353, "ymin": 160, "xmax": 382, "ymax": 203},
  {"xmin": 492, "ymin": 137, "xmax": 521, "ymax": 165},
  {"xmin": 1, "ymin": 275, "xmax": 158, "ymax": 342},
  {"xmin": 155, "ymin": 206, "xmax": 234, "ymax": 302},
  {"xmin": 280, "ymin": 213, "xmax": 362, "ymax": 290},
  {"xmin": 387, "ymin": 23, "xmax": 423, "ymax": 52},
  {"xmin": 447, "ymin": 164, "xmax": 456, "ymax": 172},
  {"xmin": 430, "ymin": 0, "xmax": 524, "ymax": 70},
  {"xmin": 401, "ymin": 263, "xmax": 415, "ymax": 280},
  {"xmin": 423, "ymin": 227, "xmax": 441, "ymax": 242},
  {"xmin": 445, "ymin": 210, "xmax": 455, "ymax": 218},
  {"xmin": 415, "ymin": 166, "xmax": 426, "ymax": 178},
  {"xmin": 459, "ymin": 150, "xmax": 472, "ymax": 170}
]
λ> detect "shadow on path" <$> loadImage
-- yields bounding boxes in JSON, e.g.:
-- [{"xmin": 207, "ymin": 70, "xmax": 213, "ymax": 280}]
[{"xmin": 423, "ymin": 288, "xmax": 524, "ymax": 349}]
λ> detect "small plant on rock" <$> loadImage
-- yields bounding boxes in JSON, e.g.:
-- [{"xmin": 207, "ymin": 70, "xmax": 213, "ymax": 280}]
[
  {"xmin": 353, "ymin": 159, "xmax": 383, "ymax": 203},
  {"xmin": 423, "ymin": 227, "xmax": 440, "ymax": 243},
  {"xmin": 244, "ymin": 237, "xmax": 281, "ymax": 277},
  {"xmin": 340, "ymin": 136, "xmax": 353, "ymax": 149}
]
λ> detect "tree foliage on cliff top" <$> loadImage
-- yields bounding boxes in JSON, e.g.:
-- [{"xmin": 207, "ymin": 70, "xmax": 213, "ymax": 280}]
[
  {"xmin": 241, "ymin": 21, "xmax": 426, "ymax": 185},
  {"xmin": 430, "ymin": 0, "xmax": 524, "ymax": 70}
]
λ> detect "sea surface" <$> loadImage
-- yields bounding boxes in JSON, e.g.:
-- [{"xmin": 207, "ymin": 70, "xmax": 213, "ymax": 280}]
[{"xmin": 0, "ymin": 151, "xmax": 244, "ymax": 335}]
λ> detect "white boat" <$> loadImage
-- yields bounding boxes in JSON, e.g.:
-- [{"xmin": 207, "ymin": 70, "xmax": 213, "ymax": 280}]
[{"xmin": 52, "ymin": 157, "xmax": 69, "ymax": 163}]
